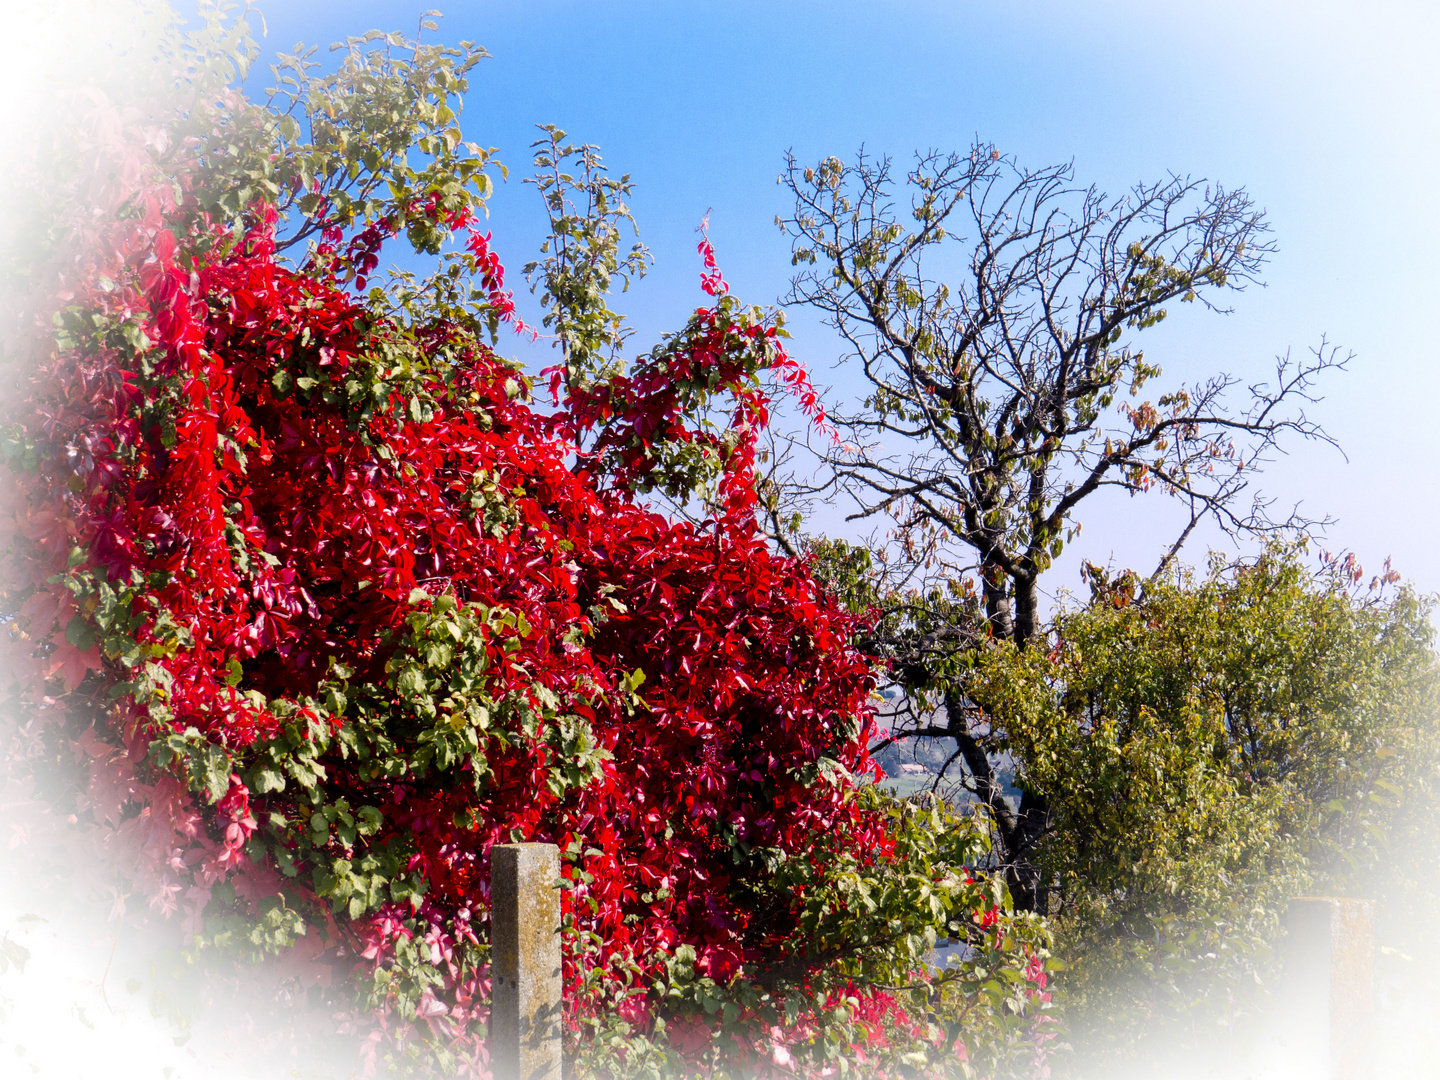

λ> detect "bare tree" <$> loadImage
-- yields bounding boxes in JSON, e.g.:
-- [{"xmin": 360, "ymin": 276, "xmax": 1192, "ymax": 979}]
[
  {"xmin": 777, "ymin": 145, "xmax": 1347, "ymax": 910},
  {"xmin": 781, "ymin": 145, "xmax": 1343, "ymax": 647}
]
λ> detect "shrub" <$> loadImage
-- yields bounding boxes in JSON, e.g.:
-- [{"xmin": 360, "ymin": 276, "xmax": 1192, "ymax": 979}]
[
  {"xmin": 968, "ymin": 549, "xmax": 1439, "ymax": 1074},
  {"xmin": 0, "ymin": 7, "xmax": 1053, "ymax": 1076}
]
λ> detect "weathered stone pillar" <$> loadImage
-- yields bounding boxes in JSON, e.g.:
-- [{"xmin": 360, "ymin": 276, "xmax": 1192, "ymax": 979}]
[
  {"xmin": 1283, "ymin": 897, "xmax": 1375, "ymax": 1079},
  {"xmin": 490, "ymin": 843, "xmax": 563, "ymax": 1080}
]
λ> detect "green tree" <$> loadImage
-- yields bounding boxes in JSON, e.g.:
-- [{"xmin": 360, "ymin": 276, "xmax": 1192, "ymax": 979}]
[{"xmin": 965, "ymin": 547, "xmax": 1440, "ymax": 1072}]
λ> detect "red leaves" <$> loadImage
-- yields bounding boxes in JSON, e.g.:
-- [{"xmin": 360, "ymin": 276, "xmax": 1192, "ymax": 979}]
[
  {"xmin": 4, "ymin": 124, "xmax": 894, "ymax": 1069},
  {"xmin": 464, "ymin": 229, "xmax": 534, "ymax": 339},
  {"xmin": 696, "ymin": 215, "xmax": 730, "ymax": 297},
  {"xmin": 215, "ymin": 774, "xmax": 257, "ymax": 870}
]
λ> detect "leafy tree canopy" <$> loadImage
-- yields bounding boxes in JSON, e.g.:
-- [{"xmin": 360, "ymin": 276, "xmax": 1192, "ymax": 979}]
[{"xmin": 966, "ymin": 547, "xmax": 1440, "ymax": 1074}]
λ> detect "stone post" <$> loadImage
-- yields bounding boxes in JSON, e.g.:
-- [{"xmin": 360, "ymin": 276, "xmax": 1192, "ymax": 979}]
[
  {"xmin": 490, "ymin": 843, "xmax": 563, "ymax": 1080},
  {"xmin": 1282, "ymin": 897, "xmax": 1375, "ymax": 1079}
]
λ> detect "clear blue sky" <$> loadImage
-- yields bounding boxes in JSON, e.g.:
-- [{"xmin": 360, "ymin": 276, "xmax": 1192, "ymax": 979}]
[{"xmin": 17, "ymin": 0, "xmax": 1440, "ymax": 604}]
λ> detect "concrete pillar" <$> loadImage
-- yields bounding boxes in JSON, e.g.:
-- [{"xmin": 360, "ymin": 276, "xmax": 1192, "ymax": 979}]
[
  {"xmin": 490, "ymin": 843, "xmax": 563, "ymax": 1080},
  {"xmin": 1282, "ymin": 897, "xmax": 1375, "ymax": 1079}
]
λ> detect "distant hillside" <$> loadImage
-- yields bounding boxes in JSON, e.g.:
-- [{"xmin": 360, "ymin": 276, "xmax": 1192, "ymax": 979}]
[{"xmin": 870, "ymin": 735, "xmax": 1023, "ymax": 810}]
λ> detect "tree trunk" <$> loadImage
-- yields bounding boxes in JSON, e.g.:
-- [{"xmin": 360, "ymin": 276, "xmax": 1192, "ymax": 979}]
[
  {"xmin": 1012, "ymin": 574, "xmax": 1039, "ymax": 650},
  {"xmin": 946, "ymin": 692, "xmax": 1052, "ymax": 914},
  {"xmin": 982, "ymin": 557, "xmax": 1015, "ymax": 643},
  {"xmin": 1006, "ymin": 788, "xmax": 1052, "ymax": 912},
  {"xmin": 947, "ymin": 694, "xmax": 1018, "ymax": 837}
]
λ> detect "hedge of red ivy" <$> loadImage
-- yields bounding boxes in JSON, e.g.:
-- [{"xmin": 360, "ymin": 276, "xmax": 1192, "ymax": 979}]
[{"xmin": 0, "ymin": 10, "xmax": 1054, "ymax": 1078}]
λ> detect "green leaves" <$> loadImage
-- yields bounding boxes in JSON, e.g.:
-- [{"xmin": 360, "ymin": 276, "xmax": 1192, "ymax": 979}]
[
  {"xmin": 151, "ymin": 727, "xmax": 235, "ymax": 805},
  {"xmin": 63, "ymin": 614, "xmax": 96, "ymax": 651},
  {"xmin": 51, "ymin": 565, "xmax": 188, "ymax": 672},
  {"xmin": 624, "ymin": 784, "xmax": 1055, "ymax": 1078},
  {"xmin": 972, "ymin": 544, "xmax": 1440, "ymax": 1066},
  {"xmin": 192, "ymin": 20, "xmax": 499, "ymax": 262},
  {"xmin": 524, "ymin": 125, "xmax": 652, "ymax": 398}
]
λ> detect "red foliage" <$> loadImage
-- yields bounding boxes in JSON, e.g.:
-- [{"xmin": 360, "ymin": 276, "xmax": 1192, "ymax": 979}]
[{"xmin": 1, "ymin": 92, "xmax": 898, "ymax": 1071}]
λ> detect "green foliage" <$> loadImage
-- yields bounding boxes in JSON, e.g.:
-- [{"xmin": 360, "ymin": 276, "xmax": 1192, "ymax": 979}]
[
  {"xmin": 195, "ymin": 9, "xmax": 498, "ymax": 260},
  {"xmin": 965, "ymin": 546, "xmax": 1440, "ymax": 1071},
  {"xmin": 524, "ymin": 125, "xmax": 652, "ymax": 395},
  {"xmin": 567, "ymin": 786, "xmax": 1058, "ymax": 1080},
  {"xmin": 806, "ymin": 536, "xmax": 984, "ymax": 694}
]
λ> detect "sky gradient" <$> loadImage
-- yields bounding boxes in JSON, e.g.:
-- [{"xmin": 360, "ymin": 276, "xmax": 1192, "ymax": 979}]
[{"xmin": 8, "ymin": 0, "xmax": 1439, "ymax": 605}]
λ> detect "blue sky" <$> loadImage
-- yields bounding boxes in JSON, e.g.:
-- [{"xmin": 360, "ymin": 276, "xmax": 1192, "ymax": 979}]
[
  {"xmin": 242, "ymin": 0, "xmax": 1440, "ymax": 604},
  {"xmin": 0, "ymin": 5, "xmax": 1437, "ymax": 1073},
  {"xmin": 12, "ymin": 0, "xmax": 1440, "ymax": 605}
]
